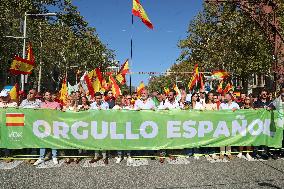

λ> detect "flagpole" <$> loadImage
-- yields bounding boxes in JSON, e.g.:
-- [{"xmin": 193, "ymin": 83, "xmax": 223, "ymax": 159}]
[
  {"xmin": 21, "ymin": 12, "xmax": 27, "ymax": 91},
  {"xmin": 130, "ymin": 14, "xmax": 134, "ymax": 94}
]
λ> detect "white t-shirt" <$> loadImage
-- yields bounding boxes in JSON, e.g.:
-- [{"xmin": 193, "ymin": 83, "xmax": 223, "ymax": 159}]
[
  {"xmin": 134, "ymin": 98, "xmax": 155, "ymax": 110},
  {"xmin": 186, "ymin": 94, "xmax": 192, "ymax": 102},
  {"xmin": 90, "ymin": 101, "xmax": 109, "ymax": 110},
  {"xmin": 193, "ymin": 102, "xmax": 204, "ymax": 110},
  {"xmin": 220, "ymin": 102, "xmax": 240, "ymax": 110},
  {"xmin": 158, "ymin": 99, "xmax": 183, "ymax": 110}
]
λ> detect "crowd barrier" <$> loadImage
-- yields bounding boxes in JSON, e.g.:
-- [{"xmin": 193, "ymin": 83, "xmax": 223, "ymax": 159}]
[{"xmin": 0, "ymin": 108, "xmax": 283, "ymax": 150}]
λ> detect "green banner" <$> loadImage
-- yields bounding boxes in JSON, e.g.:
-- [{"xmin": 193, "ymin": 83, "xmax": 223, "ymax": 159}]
[{"xmin": 0, "ymin": 108, "xmax": 283, "ymax": 149}]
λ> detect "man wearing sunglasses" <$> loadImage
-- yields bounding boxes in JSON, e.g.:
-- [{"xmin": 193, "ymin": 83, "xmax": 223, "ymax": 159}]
[
  {"xmin": 253, "ymin": 89, "xmax": 275, "ymax": 160},
  {"xmin": 253, "ymin": 89, "xmax": 274, "ymax": 110}
]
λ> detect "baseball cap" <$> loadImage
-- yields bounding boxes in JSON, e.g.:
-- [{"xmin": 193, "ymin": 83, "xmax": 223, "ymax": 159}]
[{"xmin": 0, "ymin": 90, "xmax": 9, "ymax": 97}]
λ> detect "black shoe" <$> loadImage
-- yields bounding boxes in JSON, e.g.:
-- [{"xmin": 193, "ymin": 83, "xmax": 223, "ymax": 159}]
[
  {"xmin": 255, "ymin": 154, "xmax": 262, "ymax": 159},
  {"xmin": 272, "ymin": 153, "xmax": 278, "ymax": 160},
  {"xmin": 103, "ymin": 158, "xmax": 108, "ymax": 165},
  {"xmin": 261, "ymin": 154, "xmax": 269, "ymax": 160},
  {"xmin": 89, "ymin": 157, "xmax": 102, "ymax": 164}
]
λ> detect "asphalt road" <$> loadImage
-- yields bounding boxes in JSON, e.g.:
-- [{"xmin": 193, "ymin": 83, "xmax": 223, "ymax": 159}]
[{"xmin": 0, "ymin": 157, "xmax": 284, "ymax": 189}]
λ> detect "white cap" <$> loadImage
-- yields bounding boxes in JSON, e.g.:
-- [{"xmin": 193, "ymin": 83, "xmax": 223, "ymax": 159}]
[{"xmin": 0, "ymin": 89, "xmax": 9, "ymax": 97}]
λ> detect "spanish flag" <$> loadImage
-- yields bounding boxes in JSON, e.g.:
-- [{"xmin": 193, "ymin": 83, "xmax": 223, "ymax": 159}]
[
  {"xmin": 9, "ymin": 83, "xmax": 19, "ymax": 101},
  {"xmin": 132, "ymin": 0, "xmax": 154, "ymax": 29},
  {"xmin": 164, "ymin": 87, "xmax": 170, "ymax": 96},
  {"xmin": 27, "ymin": 43, "xmax": 35, "ymax": 64},
  {"xmin": 173, "ymin": 84, "xmax": 181, "ymax": 100},
  {"xmin": 10, "ymin": 56, "xmax": 35, "ymax": 75},
  {"xmin": 88, "ymin": 68, "xmax": 103, "ymax": 85},
  {"xmin": 188, "ymin": 64, "xmax": 199, "ymax": 90},
  {"xmin": 6, "ymin": 113, "xmax": 25, "ymax": 127},
  {"xmin": 59, "ymin": 79, "xmax": 68, "ymax": 105},
  {"xmin": 137, "ymin": 81, "xmax": 145, "ymax": 96},
  {"xmin": 223, "ymin": 82, "xmax": 233, "ymax": 94},
  {"xmin": 109, "ymin": 75, "xmax": 122, "ymax": 98},
  {"xmin": 212, "ymin": 70, "xmax": 229, "ymax": 80},
  {"xmin": 116, "ymin": 59, "xmax": 129, "ymax": 85},
  {"xmin": 217, "ymin": 80, "xmax": 223, "ymax": 94},
  {"xmin": 92, "ymin": 78, "xmax": 101, "ymax": 93},
  {"xmin": 10, "ymin": 43, "xmax": 35, "ymax": 75}
]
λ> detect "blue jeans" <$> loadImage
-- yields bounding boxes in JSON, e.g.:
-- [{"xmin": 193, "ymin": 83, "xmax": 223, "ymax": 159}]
[
  {"xmin": 185, "ymin": 148, "xmax": 200, "ymax": 156},
  {"xmin": 40, "ymin": 148, "xmax": 57, "ymax": 159},
  {"xmin": 117, "ymin": 151, "xmax": 131, "ymax": 157}
]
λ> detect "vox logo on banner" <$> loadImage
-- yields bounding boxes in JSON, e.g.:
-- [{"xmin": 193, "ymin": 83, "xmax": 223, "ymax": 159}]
[
  {"xmin": 6, "ymin": 113, "xmax": 25, "ymax": 142},
  {"xmin": 6, "ymin": 113, "xmax": 25, "ymax": 127}
]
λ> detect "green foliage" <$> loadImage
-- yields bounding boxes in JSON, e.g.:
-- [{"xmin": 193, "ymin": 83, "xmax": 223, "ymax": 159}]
[
  {"xmin": 149, "ymin": 2, "xmax": 284, "ymax": 92},
  {"xmin": 0, "ymin": 0, "xmax": 115, "ymax": 91}
]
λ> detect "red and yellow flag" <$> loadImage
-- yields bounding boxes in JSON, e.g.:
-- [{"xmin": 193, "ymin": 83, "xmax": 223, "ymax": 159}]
[
  {"xmin": 223, "ymin": 82, "xmax": 233, "ymax": 94},
  {"xmin": 212, "ymin": 70, "xmax": 229, "ymax": 80},
  {"xmin": 116, "ymin": 59, "xmax": 129, "ymax": 85},
  {"xmin": 164, "ymin": 87, "xmax": 170, "ymax": 96},
  {"xmin": 10, "ymin": 56, "xmax": 35, "ymax": 75},
  {"xmin": 59, "ymin": 78, "xmax": 68, "ymax": 105},
  {"xmin": 6, "ymin": 113, "xmax": 25, "ymax": 127},
  {"xmin": 137, "ymin": 81, "xmax": 145, "ymax": 96},
  {"xmin": 217, "ymin": 80, "xmax": 223, "ymax": 94},
  {"xmin": 27, "ymin": 43, "xmax": 35, "ymax": 64},
  {"xmin": 9, "ymin": 83, "xmax": 19, "ymax": 101},
  {"xmin": 10, "ymin": 42, "xmax": 35, "ymax": 75},
  {"xmin": 132, "ymin": 0, "xmax": 154, "ymax": 29},
  {"xmin": 109, "ymin": 75, "xmax": 122, "ymax": 98},
  {"xmin": 173, "ymin": 84, "xmax": 181, "ymax": 96},
  {"xmin": 92, "ymin": 78, "xmax": 101, "ymax": 93},
  {"xmin": 188, "ymin": 64, "xmax": 199, "ymax": 90}
]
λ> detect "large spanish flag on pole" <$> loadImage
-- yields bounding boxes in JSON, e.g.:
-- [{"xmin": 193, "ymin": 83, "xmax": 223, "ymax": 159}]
[
  {"xmin": 132, "ymin": 0, "xmax": 154, "ymax": 29},
  {"xmin": 10, "ymin": 56, "xmax": 35, "ymax": 75},
  {"xmin": 10, "ymin": 43, "xmax": 35, "ymax": 75}
]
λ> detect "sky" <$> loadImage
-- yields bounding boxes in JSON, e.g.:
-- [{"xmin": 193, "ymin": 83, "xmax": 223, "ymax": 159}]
[{"xmin": 72, "ymin": 0, "xmax": 204, "ymax": 87}]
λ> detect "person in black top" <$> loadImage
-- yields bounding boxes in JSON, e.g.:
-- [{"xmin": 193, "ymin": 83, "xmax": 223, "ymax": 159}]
[
  {"xmin": 252, "ymin": 89, "xmax": 275, "ymax": 160},
  {"xmin": 105, "ymin": 90, "xmax": 115, "ymax": 109},
  {"xmin": 253, "ymin": 89, "xmax": 274, "ymax": 109}
]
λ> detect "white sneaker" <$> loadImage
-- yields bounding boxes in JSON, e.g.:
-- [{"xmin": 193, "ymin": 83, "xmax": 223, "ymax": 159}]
[
  {"xmin": 246, "ymin": 153, "xmax": 253, "ymax": 161},
  {"xmin": 205, "ymin": 155, "xmax": 211, "ymax": 161},
  {"xmin": 33, "ymin": 159, "xmax": 44, "ymax": 166},
  {"xmin": 127, "ymin": 157, "xmax": 133, "ymax": 164},
  {"xmin": 53, "ymin": 158, "xmax": 58, "ymax": 165},
  {"xmin": 116, "ymin": 157, "xmax": 122, "ymax": 164},
  {"xmin": 211, "ymin": 154, "xmax": 218, "ymax": 160},
  {"xmin": 193, "ymin": 156, "xmax": 200, "ymax": 160},
  {"xmin": 237, "ymin": 153, "xmax": 243, "ymax": 159}
]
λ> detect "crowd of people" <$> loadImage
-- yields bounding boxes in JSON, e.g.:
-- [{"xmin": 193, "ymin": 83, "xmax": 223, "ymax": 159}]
[{"xmin": 0, "ymin": 85, "xmax": 283, "ymax": 166}]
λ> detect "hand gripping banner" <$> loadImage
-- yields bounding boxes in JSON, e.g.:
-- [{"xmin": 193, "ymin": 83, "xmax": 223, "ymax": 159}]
[{"xmin": 0, "ymin": 108, "xmax": 283, "ymax": 150}]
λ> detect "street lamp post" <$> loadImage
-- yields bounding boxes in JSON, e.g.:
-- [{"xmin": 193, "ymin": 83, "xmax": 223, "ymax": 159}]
[{"xmin": 21, "ymin": 12, "xmax": 57, "ymax": 91}]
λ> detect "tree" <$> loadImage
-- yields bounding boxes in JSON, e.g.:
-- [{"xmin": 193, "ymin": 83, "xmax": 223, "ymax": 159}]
[
  {"xmin": 149, "ymin": 2, "xmax": 284, "ymax": 92},
  {"xmin": 0, "ymin": 0, "xmax": 115, "ymax": 91}
]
